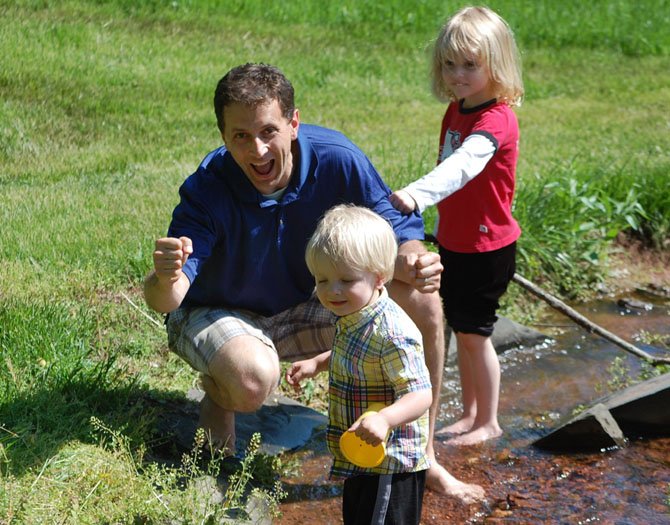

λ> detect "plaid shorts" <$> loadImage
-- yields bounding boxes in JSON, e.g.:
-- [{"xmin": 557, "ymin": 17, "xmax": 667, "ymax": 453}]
[{"xmin": 166, "ymin": 296, "xmax": 337, "ymax": 374}]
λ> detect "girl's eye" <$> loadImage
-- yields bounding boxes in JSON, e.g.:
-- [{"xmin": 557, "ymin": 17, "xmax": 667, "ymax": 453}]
[{"xmin": 465, "ymin": 62, "xmax": 478, "ymax": 70}]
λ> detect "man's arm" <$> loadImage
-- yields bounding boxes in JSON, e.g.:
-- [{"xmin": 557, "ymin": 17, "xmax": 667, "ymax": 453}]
[{"xmin": 143, "ymin": 236, "xmax": 193, "ymax": 313}]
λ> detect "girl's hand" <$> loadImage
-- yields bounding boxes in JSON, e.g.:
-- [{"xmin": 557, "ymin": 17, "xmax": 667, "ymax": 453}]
[{"xmin": 389, "ymin": 190, "xmax": 417, "ymax": 214}]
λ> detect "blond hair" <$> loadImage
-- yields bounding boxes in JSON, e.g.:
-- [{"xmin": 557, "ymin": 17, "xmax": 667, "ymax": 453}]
[
  {"xmin": 431, "ymin": 6, "xmax": 524, "ymax": 107},
  {"xmin": 305, "ymin": 205, "xmax": 397, "ymax": 283}
]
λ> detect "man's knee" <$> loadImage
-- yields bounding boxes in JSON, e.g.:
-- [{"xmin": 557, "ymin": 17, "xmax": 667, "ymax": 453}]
[{"xmin": 206, "ymin": 336, "xmax": 280, "ymax": 412}]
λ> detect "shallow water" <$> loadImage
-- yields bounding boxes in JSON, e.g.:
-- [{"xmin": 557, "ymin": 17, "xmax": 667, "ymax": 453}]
[{"xmin": 277, "ymin": 290, "xmax": 670, "ymax": 524}]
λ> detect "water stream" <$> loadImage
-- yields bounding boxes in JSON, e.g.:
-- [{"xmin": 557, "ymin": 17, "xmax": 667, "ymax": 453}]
[{"xmin": 276, "ymin": 290, "xmax": 670, "ymax": 524}]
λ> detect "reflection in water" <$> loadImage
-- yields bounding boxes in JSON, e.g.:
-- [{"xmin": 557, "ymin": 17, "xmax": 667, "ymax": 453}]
[{"xmin": 278, "ymin": 292, "xmax": 670, "ymax": 524}]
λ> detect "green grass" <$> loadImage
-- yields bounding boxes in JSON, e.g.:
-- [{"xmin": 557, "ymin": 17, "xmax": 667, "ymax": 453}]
[{"xmin": 1, "ymin": 0, "xmax": 669, "ymax": 522}]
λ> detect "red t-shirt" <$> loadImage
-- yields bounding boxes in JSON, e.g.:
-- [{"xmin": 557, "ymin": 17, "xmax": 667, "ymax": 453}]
[{"xmin": 436, "ymin": 100, "xmax": 521, "ymax": 253}]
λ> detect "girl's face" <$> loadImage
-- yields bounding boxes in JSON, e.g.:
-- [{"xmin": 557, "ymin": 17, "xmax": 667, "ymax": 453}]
[
  {"xmin": 442, "ymin": 53, "xmax": 494, "ymax": 108},
  {"xmin": 313, "ymin": 258, "xmax": 383, "ymax": 317}
]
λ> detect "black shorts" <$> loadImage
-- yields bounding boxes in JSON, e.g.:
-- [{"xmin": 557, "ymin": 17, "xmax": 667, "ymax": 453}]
[
  {"xmin": 439, "ymin": 242, "xmax": 516, "ymax": 337},
  {"xmin": 342, "ymin": 471, "xmax": 426, "ymax": 525}
]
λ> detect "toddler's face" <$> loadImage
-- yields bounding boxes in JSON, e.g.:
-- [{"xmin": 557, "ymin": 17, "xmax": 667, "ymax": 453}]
[
  {"xmin": 442, "ymin": 52, "xmax": 493, "ymax": 107},
  {"xmin": 312, "ymin": 258, "xmax": 383, "ymax": 317}
]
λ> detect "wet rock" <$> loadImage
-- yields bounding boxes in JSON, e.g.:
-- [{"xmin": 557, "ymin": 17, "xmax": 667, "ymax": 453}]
[
  {"xmin": 533, "ymin": 373, "xmax": 670, "ymax": 452},
  {"xmin": 636, "ymin": 283, "xmax": 670, "ymax": 299},
  {"xmin": 491, "ymin": 316, "xmax": 551, "ymax": 352},
  {"xmin": 533, "ymin": 403, "xmax": 627, "ymax": 452},
  {"xmin": 616, "ymin": 297, "xmax": 653, "ymax": 311},
  {"xmin": 158, "ymin": 389, "xmax": 327, "ymax": 457},
  {"xmin": 603, "ymin": 372, "xmax": 670, "ymax": 438},
  {"xmin": 446, "ymin": 315, "xmax": 550, "ymax": 361}
]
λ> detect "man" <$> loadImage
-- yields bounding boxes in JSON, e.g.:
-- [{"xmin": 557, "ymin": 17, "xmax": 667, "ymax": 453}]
[{"xmin": 144, "ymin": 63, "xmax": 484, "ymax": 503}]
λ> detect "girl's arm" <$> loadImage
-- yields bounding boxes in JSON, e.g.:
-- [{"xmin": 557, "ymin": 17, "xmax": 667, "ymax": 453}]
[{"xmin": 391, "ymin": 133, "xmax": 495, "ymax": 213}]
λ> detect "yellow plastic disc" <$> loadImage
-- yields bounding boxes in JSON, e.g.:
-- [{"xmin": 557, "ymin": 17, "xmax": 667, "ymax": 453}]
[{"xmin": 339, "ymin": 430, "xmax": 386, "ymax": 468}]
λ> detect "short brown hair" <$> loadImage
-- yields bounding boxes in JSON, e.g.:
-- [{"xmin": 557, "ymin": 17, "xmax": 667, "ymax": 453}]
[{"xmin": 213, "ymin": 63, "xmax": 295, "ymax": 133}]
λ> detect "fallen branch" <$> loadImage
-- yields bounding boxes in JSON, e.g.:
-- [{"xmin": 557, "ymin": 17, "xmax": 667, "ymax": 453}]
[
  {"xmin": 121, "ymin": 291, "xmax": 163, "ymax": 329},
  {"xmin": 512, "ymin": 273, "xmax": 670, "ymax": 366}
]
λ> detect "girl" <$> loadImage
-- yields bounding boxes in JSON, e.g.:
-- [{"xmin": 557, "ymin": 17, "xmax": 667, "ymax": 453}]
[{"xmin": 390, "ymin": 6, "xmax": 524, "ymax": 446}]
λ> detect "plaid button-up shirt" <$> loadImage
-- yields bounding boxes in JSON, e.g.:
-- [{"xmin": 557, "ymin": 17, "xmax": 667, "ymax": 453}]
[{"xmin": 327, "ymin": 288, "xmax": 431, "ymax": 479}]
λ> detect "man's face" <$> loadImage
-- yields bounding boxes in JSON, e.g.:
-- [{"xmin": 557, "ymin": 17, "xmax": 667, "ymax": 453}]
[{"xmin": 222, "ymin": 99, "xmax": 299, "ymax": 195}]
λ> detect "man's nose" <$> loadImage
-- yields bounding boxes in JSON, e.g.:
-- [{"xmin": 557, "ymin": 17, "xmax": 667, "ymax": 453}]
[{"xmin": 251, "ymin": 137, "xmax": 268, "ymax": 156}]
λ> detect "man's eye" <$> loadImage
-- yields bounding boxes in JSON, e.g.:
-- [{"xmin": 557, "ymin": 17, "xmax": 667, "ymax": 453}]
[{"xmin": 234, "ymin": 132, "xmax": 247, "ymax": 140}]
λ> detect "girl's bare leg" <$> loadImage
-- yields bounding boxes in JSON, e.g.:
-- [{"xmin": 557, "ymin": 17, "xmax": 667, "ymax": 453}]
[
  {"xmin": 446, "ymin": 333, "xmax": 502, "ymax": 446},
  {"xmin": 436, "ymin": 339, "xmax": 477, "ymax": 436}
]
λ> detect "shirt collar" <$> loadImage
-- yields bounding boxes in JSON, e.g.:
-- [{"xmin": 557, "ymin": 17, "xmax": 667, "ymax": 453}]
[
  {"xmin": 220, "ymin": 129, "xmax": 316, "ymax": 207},
  {"xmin": 336, "ymin": 287, "xmax": 388, "ymax": 331}
]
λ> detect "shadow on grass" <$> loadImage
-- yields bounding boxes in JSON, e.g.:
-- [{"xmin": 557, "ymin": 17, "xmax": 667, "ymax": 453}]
[{"xmin": 0, "ymin": 376, "xmax": 328, "ymax": 480}]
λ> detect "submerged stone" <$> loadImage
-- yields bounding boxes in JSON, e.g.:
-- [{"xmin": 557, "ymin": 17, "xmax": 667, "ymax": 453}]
[
  {"xmin": 533, "ymin": 403, "xmax": 627, "ymax": 452},
  {"xmin": 159, "ymin": 389, "xmax": 327, "ymax": 457},
  {"xmin": 533, "ymin": 373, "xmax": 670, "ymax": 452}
]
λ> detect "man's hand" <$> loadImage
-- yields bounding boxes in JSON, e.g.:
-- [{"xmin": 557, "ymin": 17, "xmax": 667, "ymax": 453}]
[
  {"xmin": 144, "ymin": 236, "xmax": 193, "ymax": 313},
  {"xmin": 396, "ymin": 242, "xmax": 443, "ymax": 293},
  {"xmin": 412, "ymin": 251, "xmax": 443, "ymax": 293},
  {"xmin": 152, "ymin": 236, "xmax": 193, "ymax": 284}
]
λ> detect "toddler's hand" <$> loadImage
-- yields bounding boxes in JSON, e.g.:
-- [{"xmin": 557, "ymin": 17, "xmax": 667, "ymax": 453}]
[
  {"xmin": 349, "ymin": 412, "xmax": 390, "ymax": 446},
  {"xmin": 285, "ymin": 359, "xmax": 317, "ymax": 393}
]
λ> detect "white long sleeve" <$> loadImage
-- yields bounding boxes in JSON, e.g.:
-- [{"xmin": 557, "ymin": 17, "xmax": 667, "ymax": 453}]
[{"xmin": 403, "ymin": 133, "xmax": 496, "ymax": 213}]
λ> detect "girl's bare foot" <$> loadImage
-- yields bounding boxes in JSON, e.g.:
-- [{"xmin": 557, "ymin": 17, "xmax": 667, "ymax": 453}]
[
  {"xmin": 445, "ymin": 424, "xmax": 502, "ymax": 447},
  {"xmin": 435, "ymin": 417, "xmax": 474, "ymax": 437},
  {"xmin": 426, "ymin": 462, "xmax": 486, "ymax": 504}
]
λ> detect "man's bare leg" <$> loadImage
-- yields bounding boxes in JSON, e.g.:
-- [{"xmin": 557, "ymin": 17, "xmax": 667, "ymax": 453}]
[
  {"xmin": 387, "ymin": 280, "xmax": 485, "ymax": 503},
  {"xmin": 420, "ymin": 309, "xmax": 485, "ymax": 503},
  {"xmin": 197, "ymin": 385, "xmax": 236, "ymax": 456},
  {"xmin": 197, "ymin": 335, "xmax": 281, "ymax": 455}
]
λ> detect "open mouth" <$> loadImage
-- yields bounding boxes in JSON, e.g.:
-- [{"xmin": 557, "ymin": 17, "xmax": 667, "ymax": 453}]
[{"xmin": 252, "ymin": 160, "xmax": 274, "ymax": 176}]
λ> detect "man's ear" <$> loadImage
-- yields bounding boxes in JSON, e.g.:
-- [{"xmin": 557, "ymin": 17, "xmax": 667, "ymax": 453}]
[{"xmin": 290, "ymin": 109, "xmax": 300, "ymax": 140}]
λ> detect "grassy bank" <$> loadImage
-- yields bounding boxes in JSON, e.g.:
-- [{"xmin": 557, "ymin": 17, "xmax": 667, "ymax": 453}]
[{"xmin": 1, "ymin": 0, "xmax": 669, "ymax": 522}]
